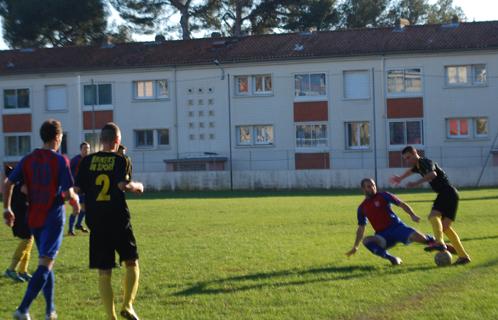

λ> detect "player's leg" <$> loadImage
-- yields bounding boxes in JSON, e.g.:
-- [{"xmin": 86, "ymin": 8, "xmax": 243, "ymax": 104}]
[
  {"xmin": 442, "ymin": 218, "xmax": 471, "ymax": 264},
  {"xmin": 363, "ymin": 235, "xmax": 401, "ymax": 265},
  {"xmin": 67, "ymin": 214, "xmax": 77, "ymax": 236},
  {"xmin": 75, "ymin": 202, "xmax": 88, "ymax": 232},
  {"xmin": 17, "ymin": 236, "xmax": 34, "ymax": 281},
  {"xmin": 426, "ymin": 208, "xmax": 447, "ymax": 251},
  {"xmin": 99, "ymin": 269, "xmax": 117, "ymax": 320},
  {"xmin": 5, "ymin": 238, "xmax": 30, "ymax": 282},
  {"xmin": 117, "ymin": 228, "xmax": 140, "ymax": 319}
]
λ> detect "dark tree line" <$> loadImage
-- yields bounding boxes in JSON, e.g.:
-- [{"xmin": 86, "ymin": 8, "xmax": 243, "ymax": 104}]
[{"xmin": 0, "ymin": 0, "xmax": 465, "ymax": 49}]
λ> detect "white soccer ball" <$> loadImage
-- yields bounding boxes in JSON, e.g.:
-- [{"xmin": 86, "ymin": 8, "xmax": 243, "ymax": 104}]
[{"xmin": 434, "ymin": 250, "xmax": 452, "ymax": 267}]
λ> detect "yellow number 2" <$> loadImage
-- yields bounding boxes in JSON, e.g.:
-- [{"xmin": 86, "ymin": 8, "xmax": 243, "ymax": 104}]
[{"xmin": 96, "ymin": 174, "xmax": 111, "ymax": 201}]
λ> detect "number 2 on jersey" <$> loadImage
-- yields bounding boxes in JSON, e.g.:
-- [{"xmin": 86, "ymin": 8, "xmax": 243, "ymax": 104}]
[{"xmin": 96, "ymin": 174, "xmax": 111, "ymax": 201}]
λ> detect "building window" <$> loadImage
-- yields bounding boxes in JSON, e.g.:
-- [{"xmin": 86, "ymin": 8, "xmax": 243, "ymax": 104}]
[
  {"xmin": 84, "ymin": 84, "xmax": 112, "ymax": 106},
  {"xmin": 46, "ymin": 85, "xmax": 67, "ymax": 111},
  {"xmin": 254, "ymin": 75, "xmax": 272, "ymax": 94},
  {"xmin": 447, "ymin": 118, "xmax": 488, "ymax": 139},
  {"xmin": 445, "ymin": 64, "xmax": 487, "ymax": 86},
  {"xmin": 235, "ymin": 76, "xmax": 249, "ymax": 95},
  {"xmin": 343, "ymin": 71, "xmax": 369, "ymax": 99},
  {"xmin": 84, "ymin": 132, "xmax": 102, "ymax": 152},
  {"xmin": 387, "ymin": 68, "xmax": 422, "ymax": 94},
  {"xmin": 157, "ymin": 129, "xmax": 170, "ymax": 146},
  {"xmin": 4, "ymin": 89, "xmax": 29, "ymax": 109},
  {"xmin": 5, "ymin": 135, "xmax": 30, "ymax": 157},
  {"xmin": 234, "ymin": 74, "xmax": 273, "ymax": 96},
  {"xmin": 135, "ymin": 130, "xmax": 154, "ymax": 148},
  {"xmin": 236, "ymin": 125, "xmax": 274, "ymax": 146},
  {"xmin": 134, "ymin": 80, "xmax": 168, "ymax": 99},
  {"xmin": 346, "ymin": 122, "xmax": 370, "ymax": 149},
  {"xmin": 296, "ymin": 124, "xmax": 327, "ymax": 148},
  {"xmin": 295, "ymin": 73, "xmax": 326, "ymax": 97},
  {"xmin": 389, "ymin": 120, "xmax": 423, "ymax": 146}
]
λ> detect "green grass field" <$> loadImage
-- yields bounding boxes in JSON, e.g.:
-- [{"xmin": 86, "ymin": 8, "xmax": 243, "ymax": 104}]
[{"xmin": 1, "ymin": 188, "xmax": 498, "ymax": 319}]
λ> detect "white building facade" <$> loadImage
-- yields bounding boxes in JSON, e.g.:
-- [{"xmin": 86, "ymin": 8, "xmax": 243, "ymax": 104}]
[{"xmin": 1, "ymin": 22, "xmax": 498, "ymax": 189}]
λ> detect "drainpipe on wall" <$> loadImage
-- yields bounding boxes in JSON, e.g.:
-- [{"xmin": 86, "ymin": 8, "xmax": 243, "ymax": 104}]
[
  {"xmin": 173, "ymin": 66, "xmax": 179, "ymax": 160},
  {"xmin": 372, "ymin": 67, "xmax": 378, "ymax": 183}
]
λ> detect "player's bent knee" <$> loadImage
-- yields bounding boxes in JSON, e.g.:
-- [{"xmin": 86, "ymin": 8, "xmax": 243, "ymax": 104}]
[{"xmin": 124, "ymin": 259, "xmax": 138, "ymax": 267}]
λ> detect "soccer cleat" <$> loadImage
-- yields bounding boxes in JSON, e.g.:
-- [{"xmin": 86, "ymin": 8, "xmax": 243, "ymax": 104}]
[
  {"xmin": 388, "ymin": 256, "xmax": 403, "ymax": 266},
  {"xmin": 120, "ymin": 309, "xmax": 140, "ymax": 320},
  {"xmin": 45, "ymin": 311, "xmax": 57, "ymax": 320},
  {"xmin": 67, "ymin": 230, "xmax": 76, "ymax": 236},
  {"xmin": 4, "ymin": 269, "xmax": 25, "ymax": 282},
  {"xmin": 13, "ymin": 310, "xmax": 31, "ymax": 320},
  {"xmin": 445, "ymin": 244, "xmax": 458, "ymax": 255},
  {"xmin": 75, "ymin": 225, "xmax": 89, "ymax": 233},
  {"xmin": 424, "ymin": 242, "xmax": 447, "ymax": 252},
  {"xmin": 453, "ymin": 257, "xmax": 471, "ymax": 265},
  {"xmin": 18, "ymin": 272, "xmax": 32, "ymax": 282}
]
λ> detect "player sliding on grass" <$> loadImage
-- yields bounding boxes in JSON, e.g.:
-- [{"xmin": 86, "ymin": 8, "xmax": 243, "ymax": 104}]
[
  {"xmin": 346, "ymin": 178, "xmax": 446, "ymax": 265},
  {"xmin": 75, "ymin": 122, "xmax": 144, "ymax": 320},
  {"xmin": 390, "ymin": 146, "xmax": 471, "ymax": 265}
]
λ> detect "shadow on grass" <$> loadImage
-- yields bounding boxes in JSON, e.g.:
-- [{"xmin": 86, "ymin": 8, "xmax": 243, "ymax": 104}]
[
  {"xmin": 461, "ymin": 234, "xmax": 498, "ymax": 242},
  {"xmin": 174, "ymin": 264, "xmax": 434, "ymax": 296}
]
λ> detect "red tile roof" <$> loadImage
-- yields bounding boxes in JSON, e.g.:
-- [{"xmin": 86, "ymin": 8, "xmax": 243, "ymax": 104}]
[{"xmin": 1, "ymin": 21, "xmax": 498, "ymax": 75}]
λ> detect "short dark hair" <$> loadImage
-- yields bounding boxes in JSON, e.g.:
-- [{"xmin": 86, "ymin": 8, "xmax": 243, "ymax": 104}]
[
  {"xmin": 360, "ymin": 178, "xmax": 374, "ymax": 188},
  {"xmin": 100, "ymin": 122, "xmax": 121, "ymax": 144},
  {"xmin": 5, "ymin": 165, "xmax": 13, "ymax": 177},
  {"xmin": 80, "ymin": 141, "xmax": 90, "ymax": 149},
  {"xmin": 39, "ymin": 119, "xmax": 62, "ymax": 143},
  {"xmin": 401, "ymin": 146, "xmax": 417, "ymax": 155},
  {"xmin": 118, "ymin": 144, "xmax": 126, "ymax": 152}
]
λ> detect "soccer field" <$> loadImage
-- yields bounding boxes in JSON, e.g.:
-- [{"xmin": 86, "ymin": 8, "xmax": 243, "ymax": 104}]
[{"xmin": 1, "ymin": 188, "xmax": 498, "ymax": 319}]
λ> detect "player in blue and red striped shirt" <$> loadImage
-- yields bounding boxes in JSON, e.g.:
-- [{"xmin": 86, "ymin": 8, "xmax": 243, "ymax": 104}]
[
  {"xmin": 346, "ymin": 178, "xmax": 443, "ymax": 265},
  {"xmin": 3, "ymin": 119, "xmax": 80, "ymax": 320}
]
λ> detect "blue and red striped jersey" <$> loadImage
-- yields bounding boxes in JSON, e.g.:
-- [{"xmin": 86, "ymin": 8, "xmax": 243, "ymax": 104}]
[{"xmin": 357, "ymin": 192, "xmax": 402, "ymax": 232}]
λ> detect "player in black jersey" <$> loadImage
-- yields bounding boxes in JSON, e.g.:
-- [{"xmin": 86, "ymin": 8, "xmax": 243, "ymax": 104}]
[
  {"xmin": 75, "ymin": 123, "xmax": 144, "ymax": 320},
  {"xmin": 390, "ymin": 146, "xmax": 471, "ymax": 265}
]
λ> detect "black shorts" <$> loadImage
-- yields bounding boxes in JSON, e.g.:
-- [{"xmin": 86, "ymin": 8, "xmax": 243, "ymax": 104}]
[
  {"xmin": 89, "ymin": 225, "xmax": 139, "ymax": 269},
  {"xmin": 12, "ymin": 208, "xmax": 31, "ymax": 239},
  {"xmin": 432, "ymin": 186, "xmax": 459, "ymax": 221}
]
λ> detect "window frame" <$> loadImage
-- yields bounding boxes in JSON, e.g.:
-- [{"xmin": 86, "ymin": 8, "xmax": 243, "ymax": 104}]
[
  {"xmin": 345, "ymin": 121, "xmax": 371, "ymax": 150},
  {"xmin": 388, "ymin": 119, "xmax": 424, "ymax": 148},
  {"xmin": 445, "ymin": 64, "xmax": 487, "ymax": 87},
  {"xmin": 386, "ymin": 68, "xmax": 423, "ymax": 97},
  {"xmin": 294, "ymin": 72, "xmax": 327, "ymax": 100},
  {"xmin": 83, "ymin": 131, "xmax": 102, "ymax": 152},
  {"xmin": 83, "ymin": 83, "xmax": 113, "ymax": 107},
  {"xmin": 45, "ymin": 85, "xmax": 68, "ymax": 112},
  {"xmin": 3, "ymin": 88, "xmax": 30, "ymax": 110},
  {"xmin": 343, "ymin": 70, "xmax": 370, "ymax": 100},
  {"xmin": 234, "ymin": 74, "xmax": 273, "ymax": 96},
  {"xmin": 134, "ymin": 128, "xmax": 171, "ymax": 149},
  {"xmin": 253, "ymin": 74, "xmax": 273, "ymax": 95},
  {"xmin": 236, "ymin": 124, "xmax": 274, "ymax": 146},
  {"xmin": 295, "ymin": 122, "xmax": 328, "ymax": 149},
  {"xmin": 446, "ymin": 117, "xmax": 489, "ymax": 140},
  {"xmin": 4, "ymin": 133, "xmax": 31, "ymax": 157},
  {"xmin": 133, "ymin": 79, "xmax": 169, "ymax": 100}
]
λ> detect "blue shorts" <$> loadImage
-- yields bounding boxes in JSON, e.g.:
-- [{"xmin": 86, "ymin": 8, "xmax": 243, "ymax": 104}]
[
  {"xmin": 79, "ymin": 194, "xmax": 85, "ymax": 204},
  {"xmin": 31, "ymin": 207, "xmax": 65, "ymax": 259},
  {"xmin": 376, "ymin": 223, "xmax": 416, "ymax": 249}
]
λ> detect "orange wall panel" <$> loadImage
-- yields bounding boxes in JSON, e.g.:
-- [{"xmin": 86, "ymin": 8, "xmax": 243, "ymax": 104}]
[
  {"xmin": 295, "ymin": 152, "xmax": 330, "ymax": 170},
  {"xmin": 387, "ymin": 98, "xmax": 423, "ymax": 118},
  {"xmin": 83, "ymin": 111, "xmax": 113, "ymax": 130},
  {"xmin": 2, "ymin": 114, "xmax": 31, "ymax": 132},
  {"xmin": 294, "ymin": 101, "xmax": 328, "ymax": 122}
]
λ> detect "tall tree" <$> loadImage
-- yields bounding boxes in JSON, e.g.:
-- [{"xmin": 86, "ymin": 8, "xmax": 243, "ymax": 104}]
[
  {"xmin": 197, "ymin": 0, "xmax": 257, "ymax": 37},
  {"xmin": 339, "ymin": 0, "xmax": 390, "ymax": 28},
  {"xmin": 385, "ymin": 0, "xmax": 429, "ymax": 25},
  {"xmin": 427, "ymin": 0, "xmax": 465, "ymax": 24},
  {"xmin": 109, "ymin": 0, "xmax": 204, "ymax": 40},
  {"xmin": 279, "ymin": 0, "xmax": 339, "ymax": 32},
  {"xmin": 0, "ymin": 0, "xmax": 107, "ymax": 48}
]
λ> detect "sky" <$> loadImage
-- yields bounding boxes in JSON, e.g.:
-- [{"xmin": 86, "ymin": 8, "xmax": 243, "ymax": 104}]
[{"xmin": 0, "ymin": 0, "xmax": 497, "ymax": 50}]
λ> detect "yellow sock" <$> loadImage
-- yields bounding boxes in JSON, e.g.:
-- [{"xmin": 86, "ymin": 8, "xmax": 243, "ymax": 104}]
[
  {"xmin": 9, "ymin": 239, "xmax": 28, "ymax": 271},
  {"xmin": 17, "ymin": 237, "xmax": 34, "ymax": 273},
  {"xmin": 445, "ymin": 227, "xmax": 469, "ymax": 259},
  {"xmin": 122, "ymin": 264, "xmax": 140, "ymax": 314},
  {"xmin": 99, "ymin": 272, "xmax": 117, "ymax": 320},
  {"xmin": 429, "ymin": 215, "xmax": 445, "ymax": 244}
]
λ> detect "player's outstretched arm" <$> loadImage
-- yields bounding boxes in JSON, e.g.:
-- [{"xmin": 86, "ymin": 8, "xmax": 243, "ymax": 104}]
[
  {"xmin": 406, "ymin": 171, "xmax": 437, "ymax": 188},
  {"xmin": 397, "ymin": 200, "xmax": 420, "ymax": 223},
  {"xmin": 118, "ymin": 181, "xmax": 144, "ymax": 194},
  {"xmin": 2, "ymin": 179, "xmax": 15, "ymax": 227},
  {"xmin": 346, "ymin": 225, "xmax": 366, "ymax": 257},
  {"xmin": 390, "ymin": 168, "xmax": 414, "ymax": 185}
]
